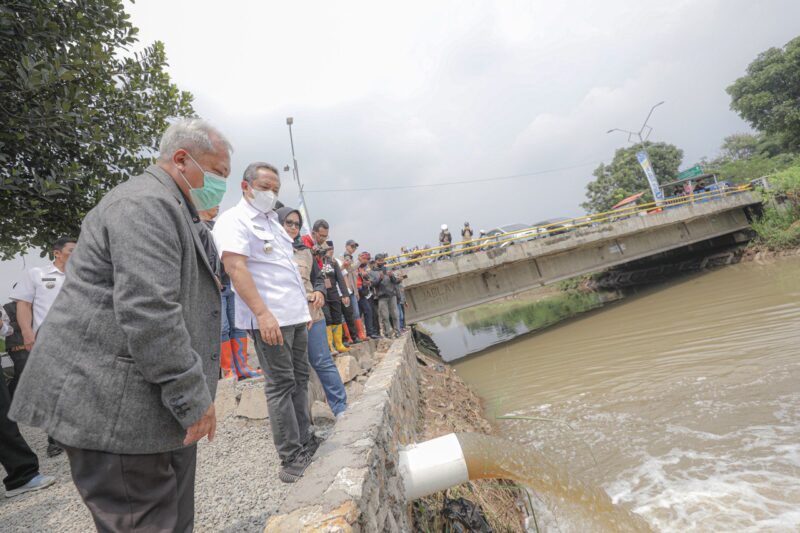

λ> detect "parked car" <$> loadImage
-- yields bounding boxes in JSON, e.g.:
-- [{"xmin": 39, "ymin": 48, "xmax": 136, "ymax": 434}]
[
  {"xmin": 484, "ymin": 223, "xmax": 538, "ymax": 249},
  {"xmin": 531, "ymin": 218, "xmax": 574, "ymax": 237}
]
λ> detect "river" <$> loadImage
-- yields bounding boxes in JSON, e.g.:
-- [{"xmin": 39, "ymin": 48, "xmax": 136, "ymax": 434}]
[{"xmin": 440, "ymin": 257, "xmax": 800, "ymax": 532}]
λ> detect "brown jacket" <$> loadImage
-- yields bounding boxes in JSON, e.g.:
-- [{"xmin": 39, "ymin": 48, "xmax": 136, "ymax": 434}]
[{"xmin": 293, "ymin": 247, "xmax": 325, "ymax": 323}]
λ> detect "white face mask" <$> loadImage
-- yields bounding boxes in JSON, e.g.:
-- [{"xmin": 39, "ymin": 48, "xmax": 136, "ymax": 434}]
[{"xmin": 249, "ymin": 188, "xmax": 277, "ymax": 213}]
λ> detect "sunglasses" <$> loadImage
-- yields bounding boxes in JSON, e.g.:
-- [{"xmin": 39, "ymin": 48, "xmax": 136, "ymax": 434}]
[{"xmin": 284, "ymin": 220, "xmax": 301, "ymax": 229}]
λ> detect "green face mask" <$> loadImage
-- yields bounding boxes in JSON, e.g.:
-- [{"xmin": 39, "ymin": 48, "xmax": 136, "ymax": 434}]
[{"xmin": 179, "ymin": 154, "xmax": 227, "ymax": 210}]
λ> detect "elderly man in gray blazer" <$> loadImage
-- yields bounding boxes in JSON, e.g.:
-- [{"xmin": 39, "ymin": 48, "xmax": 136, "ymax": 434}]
[{"xmin": 10, "ymin": 118, "xmax": 232, "ymax": 532}]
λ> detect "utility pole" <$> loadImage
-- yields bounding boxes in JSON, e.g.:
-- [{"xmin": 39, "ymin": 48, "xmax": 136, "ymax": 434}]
[
  {"xmin": 286, "ymin": 116, "xmax": 310, "ymax": 221},
  {"xmin": 608, "ymin": 101, "xmax": 666, "ymax": 205}
]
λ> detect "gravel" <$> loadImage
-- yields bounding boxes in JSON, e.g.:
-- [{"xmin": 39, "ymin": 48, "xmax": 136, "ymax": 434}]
[{"xmin": 0, "ymin": 412, "xmax": 289, "ymax": 532}]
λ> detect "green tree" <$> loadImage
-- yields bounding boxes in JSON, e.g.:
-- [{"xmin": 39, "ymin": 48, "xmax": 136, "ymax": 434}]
[
  {"xmin": 701, "ymin": 133, "xmax": 797, "ymax": 184},
  {"xmin": 0, "ymin": 1, "xmax": 194, "ymax": 259},
  {"xmin": 727, "ymin": 35, "xmax": 800, "ymax": 151},
  {"xmin": 582, "ymin": 142, "xmax": 683, "ymax": 213}
]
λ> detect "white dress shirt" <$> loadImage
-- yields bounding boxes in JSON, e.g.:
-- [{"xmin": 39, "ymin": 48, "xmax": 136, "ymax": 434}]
[
  {"xmin": 213, "ymin": 198, "xmax": 311, "ymax": 329},
  {"xmin": 10, "ymin": 263, "xmax": 66, "ymax": 332}
]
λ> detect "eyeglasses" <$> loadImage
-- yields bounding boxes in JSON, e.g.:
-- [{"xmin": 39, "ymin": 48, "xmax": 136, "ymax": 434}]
[{"xmin": 284, "ymin": 221, "xmax": 301, "ymax": 229}]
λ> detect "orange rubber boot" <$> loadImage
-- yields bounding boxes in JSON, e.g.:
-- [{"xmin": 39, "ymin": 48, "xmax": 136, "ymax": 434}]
[
  {"xmin": 232, "ymin": 336, "xmax": 262, "ymax": 379},
  {"xmin": 355, "ymin": 319, "xmax": 368, "ymax": 341},
  {"xmin": 220, "ymin": 341, "xmax": 234, "ymax": 379},
  {"xmin": 343, "ymin": 323, "xmax": 354, "ymax": 344}
]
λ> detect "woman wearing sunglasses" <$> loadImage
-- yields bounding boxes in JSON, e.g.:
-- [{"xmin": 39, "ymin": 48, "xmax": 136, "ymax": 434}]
[{"xmin": 275, "ymin": 207, "xmax": 347, "ymax": 418}]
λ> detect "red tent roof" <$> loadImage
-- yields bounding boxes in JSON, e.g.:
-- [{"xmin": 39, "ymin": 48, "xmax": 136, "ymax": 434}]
[{"xmin": 611, "ymin": 191, "xmax": 645, "ymax": 210}]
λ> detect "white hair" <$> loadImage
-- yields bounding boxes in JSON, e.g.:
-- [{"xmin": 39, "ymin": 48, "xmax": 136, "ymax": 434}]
[{"xmin": 158, "ymin": 117, "xmax": 232, "ymax": 160}]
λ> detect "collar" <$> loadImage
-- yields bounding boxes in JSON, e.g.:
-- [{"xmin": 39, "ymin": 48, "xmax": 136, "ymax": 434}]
[
  {"xmin": 145, "ymin": 164, "xmax": 199, "ymax": 222},
  {"xmin": 47, "ymin": 263, "xmax": 64, "ymax": 274},
  {"xmin": 177, "ymin": 188, "xmax": 200, "ymax": 223}
]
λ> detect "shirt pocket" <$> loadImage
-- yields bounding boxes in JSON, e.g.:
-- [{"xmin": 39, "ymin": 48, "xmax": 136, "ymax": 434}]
[{"xmin": 247, "ymin": 224, "xmax": 279, "ymax": 260}]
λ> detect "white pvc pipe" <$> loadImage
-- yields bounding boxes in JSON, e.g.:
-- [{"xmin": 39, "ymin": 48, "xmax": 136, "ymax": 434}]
[{"xmin": 398, "ymin": 433, "xmax": 469, "ymax": 500}]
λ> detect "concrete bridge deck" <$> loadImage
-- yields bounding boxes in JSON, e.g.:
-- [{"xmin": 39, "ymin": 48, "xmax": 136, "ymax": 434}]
[{"xmin": 401, "ymin": 191, "xmax": 761, "ymax": 322}]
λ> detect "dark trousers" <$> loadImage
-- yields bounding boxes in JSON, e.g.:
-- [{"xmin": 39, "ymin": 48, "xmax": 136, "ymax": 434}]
[
  {"xmin": 341, "ymin": 297, "xmax": 357, "ymax": 339},
  {"xmin": 0, "ymin": 374, "xmax": 39, "ymax": 491},
  {"xmin": 322, "ymin": 298, "xmax": 343, "ymax": 325},
  {"xmin": 65, "ymin": 444, "xmax": 197, "ymax": 533},
  {"xmin": 8, "ymin": 348, "xmax": 29, "ymax": 398},
  {"xmin": 370, "ymin": 297, "xmax": 380, "ymax": 334},
  {"xmin": 249, "ymin": 323, "xmax": 311, "ymax": 463},
  {"xmin": 361, "ymin": 296, "xmax": 377, "ymax": 336}
]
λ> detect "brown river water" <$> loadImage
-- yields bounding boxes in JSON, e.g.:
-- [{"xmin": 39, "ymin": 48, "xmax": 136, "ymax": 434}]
[{"xmin": 450, "ymin": 257, "xmax": 800, "ymax": 532}]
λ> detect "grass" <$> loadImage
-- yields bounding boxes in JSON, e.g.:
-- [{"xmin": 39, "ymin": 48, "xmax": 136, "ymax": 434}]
[{"xmin": 752, "ymin": 165, "xmax": 800, "ymax": 249}]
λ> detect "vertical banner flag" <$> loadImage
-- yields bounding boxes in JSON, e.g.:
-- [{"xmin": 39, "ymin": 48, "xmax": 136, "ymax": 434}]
[
  {"xmin": 297, "ymin": 196, "xmax": 312, "ymax": 237},
  {"xmin": 637, "ymin": 151, "xmax": 664, "ymax": 205}
]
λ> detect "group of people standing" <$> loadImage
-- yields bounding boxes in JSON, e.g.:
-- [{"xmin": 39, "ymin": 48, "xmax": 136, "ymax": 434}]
[{"xmin": 0, "ymin": 117, "xmax": 406, "ymax": 531}]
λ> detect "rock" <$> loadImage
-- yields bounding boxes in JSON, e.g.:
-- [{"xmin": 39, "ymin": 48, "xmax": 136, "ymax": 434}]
[
  {"xmin": 359, "ymin": 355, "xmax": 374, "ymax": 372},
  {"xmin": 345, "ymin": 381, "xmax": 364, "ymax": 400},
  {"xmin": 335, "ymin": 355, "xmax": 361, "ymax": 384},
  {"xmin": 235, "ymin": 387, "xmax": 268, "ymax": 419},
  {"xmin": 355, "ymin": 375, "xmax": 367, "ymax": 384},
  {"xmin": 311, "ymin": 400, "xmax": 336, "ymax": 424},
  {"xmin": 214, "ymin": 377, "xmax": 238, "ymax": 420}
]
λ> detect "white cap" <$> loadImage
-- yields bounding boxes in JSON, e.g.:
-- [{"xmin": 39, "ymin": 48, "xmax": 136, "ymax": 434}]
[{"xmin": 441, "ymin": 224, "xmax": 447, "ymax": 230}]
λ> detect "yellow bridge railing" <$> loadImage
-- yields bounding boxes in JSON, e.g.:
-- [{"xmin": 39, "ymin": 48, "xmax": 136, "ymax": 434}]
[{"xmin": 386, "ymin": 184, "xmax": 755, "ymax": 267}]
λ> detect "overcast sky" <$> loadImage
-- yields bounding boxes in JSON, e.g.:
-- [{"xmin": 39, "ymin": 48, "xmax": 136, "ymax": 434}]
[{"xmin": 3, "ymin": 0, "xmax": 799, "ymax": 300}]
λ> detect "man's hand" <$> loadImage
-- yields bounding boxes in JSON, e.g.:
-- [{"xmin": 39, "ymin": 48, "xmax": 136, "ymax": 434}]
[
  {"xmin": 311, "ymin": 291, "xmax": 325, "ymax": 309},
  {"xmin": 257, "ymin": 309, "xmax": 283, "ymax": 346},
  {"xmin": 22, "ymin": 330, "xmax": 35, "ymax": 351},
  {"xmin": 342, "ymin": 296, "xmax": 351, "ymax": 308},
  {"xmin": 183, "ymin": 404, "xmax": 216, "ymax": 446}
]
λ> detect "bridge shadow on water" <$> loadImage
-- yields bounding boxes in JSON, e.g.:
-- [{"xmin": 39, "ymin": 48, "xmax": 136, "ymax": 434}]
[{"xmin": 417, "ymin": 243, "xmax": 747, "ymax": 363}]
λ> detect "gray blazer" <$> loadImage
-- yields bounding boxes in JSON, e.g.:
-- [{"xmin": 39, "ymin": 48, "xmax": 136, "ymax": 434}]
[{"xmin": 10, "ymin": 165, "xmax": 221, "ymax": 454}]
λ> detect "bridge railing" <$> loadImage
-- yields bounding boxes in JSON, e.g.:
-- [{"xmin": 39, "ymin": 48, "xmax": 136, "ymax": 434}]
[{"xmin": 386, "ymin": 183, "xmax": 755, "ymax": 267}]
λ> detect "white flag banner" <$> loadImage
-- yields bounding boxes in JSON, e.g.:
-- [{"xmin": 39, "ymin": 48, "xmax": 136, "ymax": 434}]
[
  {"xmin": 637, "ymin": 151, "xmax": 664, "ymax": 205},
  {"xmin": 297, "ymin": 196, "xmax": 312, "ymax": 237}
]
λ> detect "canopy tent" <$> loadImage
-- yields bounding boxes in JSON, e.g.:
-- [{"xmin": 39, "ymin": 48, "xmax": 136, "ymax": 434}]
[{"xmin": 611, "ymin": 191, "xmax": 645, "ymax": 210}]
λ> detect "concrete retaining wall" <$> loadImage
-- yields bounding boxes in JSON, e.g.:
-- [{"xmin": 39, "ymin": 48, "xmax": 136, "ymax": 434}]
[{"xmin": 264, "ymin": 333, "xmax": 419, "ymax": 532}]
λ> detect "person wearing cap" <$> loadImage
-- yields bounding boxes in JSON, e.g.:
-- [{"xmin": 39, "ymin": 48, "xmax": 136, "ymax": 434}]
[
  {"xmin": 461, "ymin": 222, "xmax": 474, "ymax": 254},
  {"xmin": 439, "ymin": 224, "xmax": 452, "ymax": 259},
  {"xmin": 328, "ymin": 241, "xmax": 360, "ymax": 347},
  {"xmin": 369, "ymin": 254, "xmax": 401, "ymax": 338}
]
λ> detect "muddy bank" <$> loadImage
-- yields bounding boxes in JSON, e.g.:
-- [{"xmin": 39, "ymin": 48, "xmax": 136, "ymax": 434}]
[{"xmin": 413, "ymin": 348, "xmax": 528, "ymax": 532}]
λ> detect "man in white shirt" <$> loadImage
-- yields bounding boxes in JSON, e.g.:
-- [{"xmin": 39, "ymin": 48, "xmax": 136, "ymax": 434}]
[
  {"xmin": 212, "ymin": 162, "xmax": 314, "ymax": 483},
  {"xmin": 11, "ymin": 237, "xmax": 76, "ymax": 349},
  {"xmin": 9, "ymin": 236, "xmax": 76, "ymax": 457}
]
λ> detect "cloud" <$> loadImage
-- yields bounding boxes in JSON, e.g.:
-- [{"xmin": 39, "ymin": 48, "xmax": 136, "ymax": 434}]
[{"xmin": 4, "ymin": 0, "xmax": 800, "ymax": 299}]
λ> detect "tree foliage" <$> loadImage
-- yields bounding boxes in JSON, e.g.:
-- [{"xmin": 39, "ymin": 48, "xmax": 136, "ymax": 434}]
[
  {"xmin": 727, "ymin": 35, "xmax": 800, "ymax": 151},
  {"xmin": 582, "ymin": 142, "xmax": 683, "ymax": 213},
  {"xmin": 0, "ymin": 1, "xmax": 194, "ymax": 259},
  {"xmin": 701, "ymin": 132, "xmax": 797, "ymax": 184}
]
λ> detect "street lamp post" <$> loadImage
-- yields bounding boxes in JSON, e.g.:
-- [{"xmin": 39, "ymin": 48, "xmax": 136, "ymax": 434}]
[
  {"xmin": 607, "ymin": 101, "xmax": 665, "ymax": 205},
  {"xmin": 285, "ymin": 116, "xmax": 311, "ymax": 221}
]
